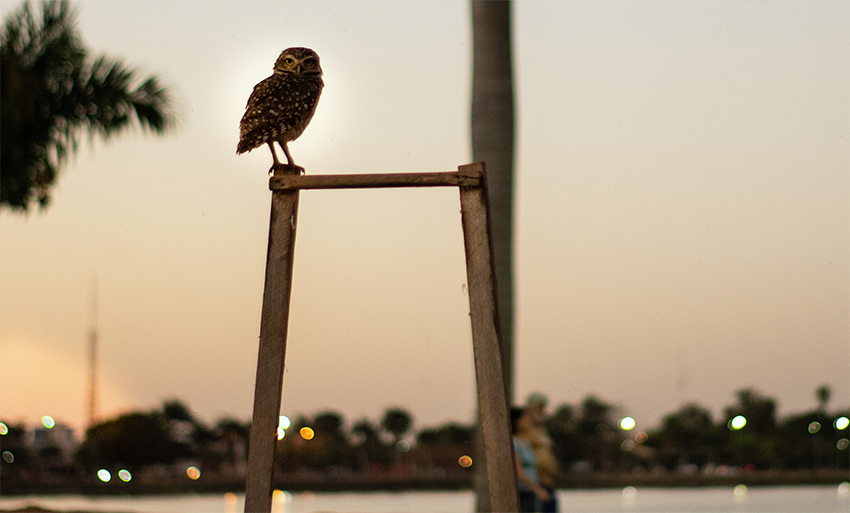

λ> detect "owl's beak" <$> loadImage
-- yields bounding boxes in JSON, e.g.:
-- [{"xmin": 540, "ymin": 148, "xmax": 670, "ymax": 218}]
[{"xmin": 295, "ymin": 64, "xmax": 302, "ymax": 75}]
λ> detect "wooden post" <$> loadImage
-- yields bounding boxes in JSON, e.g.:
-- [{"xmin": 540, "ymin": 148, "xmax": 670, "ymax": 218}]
[
  {"xmin": 458, "ymin": 162, "xmax": 520, "ymax": 512},
  {"xmin": 244, "ymin": 163, "xmax": 517, "ymax": 512},
  {"xmin": 244, "ymin": 164, "xmax": 302, "ymax": 513}
]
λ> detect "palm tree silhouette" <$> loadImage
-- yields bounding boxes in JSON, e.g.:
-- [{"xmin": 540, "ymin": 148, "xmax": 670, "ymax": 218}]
[{"xmin": 1, "ymin": 0, "xmax": 176, "ymax": 211}]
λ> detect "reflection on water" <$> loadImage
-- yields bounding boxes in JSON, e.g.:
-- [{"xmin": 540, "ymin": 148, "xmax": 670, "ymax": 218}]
[
  {"xmin": 223, "ymin": 491, "xmax": 238, "ymax": 513},
  {"xmin": 1, "ymin": 486, "xmax": 849, "ymax": 513}
]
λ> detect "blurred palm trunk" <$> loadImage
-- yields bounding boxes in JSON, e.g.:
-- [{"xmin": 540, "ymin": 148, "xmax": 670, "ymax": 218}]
[{"xmin": 470, "ymin": 0, "xmax": 515, "ymax": 510}]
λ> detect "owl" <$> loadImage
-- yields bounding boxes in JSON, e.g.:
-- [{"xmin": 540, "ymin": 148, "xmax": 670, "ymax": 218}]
[{"xmin": 237, "ymin": 47, "xmax": 324, "ymax": 168}]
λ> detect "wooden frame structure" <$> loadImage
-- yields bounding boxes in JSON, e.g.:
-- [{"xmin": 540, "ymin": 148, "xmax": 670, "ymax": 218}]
[{"xmin": 243, "ymin": 162, "xmax": 518, "ymax": 512}]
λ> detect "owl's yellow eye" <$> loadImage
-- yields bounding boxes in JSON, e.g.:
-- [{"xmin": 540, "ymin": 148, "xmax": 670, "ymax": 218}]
[
  {"xmin": 284, "ymin": 58, "xmax": 294, "ymax": 66},
  {"xmin": 304, "ymin": 58, "xmax": 314, "ymax": 66}
]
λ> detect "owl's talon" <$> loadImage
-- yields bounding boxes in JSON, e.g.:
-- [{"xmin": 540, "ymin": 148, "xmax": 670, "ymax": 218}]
[{"xmin": 270, "ymin": 163, "xmax": 303, "ymax": 176}]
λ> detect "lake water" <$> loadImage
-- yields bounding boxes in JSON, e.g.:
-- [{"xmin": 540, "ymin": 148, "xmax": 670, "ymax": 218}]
[{"xmin": 2, "ymin": 485, "xmax": 849, "ymax": 513}]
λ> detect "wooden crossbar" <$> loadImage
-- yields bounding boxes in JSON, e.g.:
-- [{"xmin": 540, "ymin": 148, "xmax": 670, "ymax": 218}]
[
  {"xmin": 269, "ymin": 170, "xmax": 482, "ymax": 191},
  {"xmin": 244, "ymin": 162, "xmax": 518, "ymax": 513}
]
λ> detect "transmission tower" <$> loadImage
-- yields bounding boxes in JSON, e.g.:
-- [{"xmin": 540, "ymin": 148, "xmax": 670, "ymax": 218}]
[{"xmin": 86, "ymin": 276, "xmax": 99, "ymax": 428}]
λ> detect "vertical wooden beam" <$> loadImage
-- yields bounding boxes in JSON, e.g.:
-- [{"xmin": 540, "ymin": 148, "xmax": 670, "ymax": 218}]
[
  {"xmin": 244, "ymin": 164, "xmax": 302, "ymax": 513},
  {"xmin": 458, "ymin": 162, "xmax": 519, "ymax": 512}
]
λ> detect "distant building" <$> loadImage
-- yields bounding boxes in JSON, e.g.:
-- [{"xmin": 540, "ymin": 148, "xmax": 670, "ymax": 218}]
[{"xmin": 31, "ymin": 423, "xmax": 77, "ymax": 471}]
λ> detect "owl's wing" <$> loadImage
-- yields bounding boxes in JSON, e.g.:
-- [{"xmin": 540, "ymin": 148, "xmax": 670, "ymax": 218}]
[
  {"xmin": 237, "ymin": 77, "xmax": 289, "ymax": 152},
  {"xmin": 243, "ymin": 75, "xmax": 275, "ymax": 109},
  {"xmin": 237, "ymin": 75, "xmax": 322, "ymax": 154}
]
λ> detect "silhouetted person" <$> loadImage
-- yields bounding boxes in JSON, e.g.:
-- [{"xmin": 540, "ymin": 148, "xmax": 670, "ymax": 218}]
[
  {"xmin": 527, "ymin": 393, "xmax": 559, "ymax": 512},
  {"xmin": 512, "ymin": 407, "xmax": 550, "ymax": 512}
]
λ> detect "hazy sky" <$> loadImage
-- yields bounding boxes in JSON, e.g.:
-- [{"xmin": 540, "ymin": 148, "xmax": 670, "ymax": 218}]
[{"xmin": 1, "ymin": 0, "xmax": 848, "ymax": 436}]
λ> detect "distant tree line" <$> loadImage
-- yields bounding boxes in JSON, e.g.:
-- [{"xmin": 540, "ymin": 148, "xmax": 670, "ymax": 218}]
[
  {"xmin": 1, "ymin": 386, "xmax": 847, "ymax": 488},
  {"xmin": 553, "ymin": 387, "xmax": 849, "ymax": 474}
]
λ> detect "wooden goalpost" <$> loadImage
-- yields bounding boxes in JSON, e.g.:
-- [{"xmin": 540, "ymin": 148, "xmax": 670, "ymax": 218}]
[{"xmin": 243, "ymin": 161, "xmax": 518, "ymax": 513}]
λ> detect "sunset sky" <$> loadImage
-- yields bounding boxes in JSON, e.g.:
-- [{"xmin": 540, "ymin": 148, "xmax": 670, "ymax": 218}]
[{"xmin": 1, "ymin": 0, "xmax": 847, "ymax": 436}]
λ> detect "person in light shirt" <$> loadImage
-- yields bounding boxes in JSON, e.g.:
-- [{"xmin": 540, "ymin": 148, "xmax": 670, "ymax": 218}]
[
  {"xmin": 526, "ymin": 393, "xmax": 559, "ymax": 512},
  {"xmin": 511, "ymin": 407, "xmax": 550, "ymax": 512}
]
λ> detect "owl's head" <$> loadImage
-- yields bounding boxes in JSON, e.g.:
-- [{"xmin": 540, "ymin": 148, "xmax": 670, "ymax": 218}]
[{"xmin": 274, "ymin": 47, "xmax": 322, "ymax": 77}]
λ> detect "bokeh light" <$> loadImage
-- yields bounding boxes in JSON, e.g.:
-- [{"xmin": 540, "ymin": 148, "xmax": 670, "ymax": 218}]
[
  {"xmin": 118, "ymin": 469, "xmax": 132, "ymax": 482},
  {"xmin": 186, "ymin": 466, "xmax": 201, "ymax": 480},
  {"xmin": 621, "ymin": 439, "xmax": 635, "ymax": 451},
  {"xmin": 729, "ymin": 415, "xmax": 747, "ymax": 430},
  {"xmin": 808, "ymin": 421, "xmax": 821, "ymax": 434},
  {"xmin": 300, "ymin": 427, "xmax": 315, "ymax": 440},
  {"xmin": 838, "ymin": 438, "xmax": 849, "ymax": 450},
  {"xmin": 41, "ymin": 416, "xmax": 55, "ymax": 429},
  {"xmin": 622, "ymin": 486, "xmax": 636, "ymax": 498},
  {"xmin": 279, "ymin": 416, "xmax": 291, "ymax": 430},
  {"xmin": 458, "ymin": 455, "xmax": 473, "ymax": 468},
  {"xmin": 272, "ymin": 489, "xmax": 291, "ymax": 502},
  {"xmin": 97, "ymin": 469, "xmax": 112, "ymax": 482},
  {"xmin": 838, "ymin": 482, "xmax": 850, "ymax": 496},
  {"xmin": 835, "ymin": 417, "xmax": 849, "ymax": 430},
  {"xmin": 277, "ymin": 427, "xmax": 285, "ymax": 440},
  {"xmin": 397, "ymin": 440, "xmax": 411, "ymax": 452},
  {"xmin": 619, "ymin": 417, "xmax": 636, "ymax": 430},
  {"xmin": 2, "ymin": 451, "xmax": 14, "ymax": 463},
  {"xmin": 634, "ymin": 431, "xmax": 648, "ymax": 443},
  {"xmin": 733, "ymin": 484, "xmax": 748, "ymax": 502},
  {"xmin": 0, "ymin": 422, "xmax": 8, "ymax": 435}
]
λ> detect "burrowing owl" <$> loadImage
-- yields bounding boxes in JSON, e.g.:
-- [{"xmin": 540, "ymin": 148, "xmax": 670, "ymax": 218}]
[{"xmin": 237, "ymin": 47, "xmax": 323, "ymax": 168}]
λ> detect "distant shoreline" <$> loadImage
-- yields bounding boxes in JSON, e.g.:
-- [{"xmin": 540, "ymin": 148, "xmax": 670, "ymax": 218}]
[
  {"xmin": 2, "ymin": 468, "xmax": 847, "ymax": 497},
  {"xmin": 0, "ymin": 508, "xmax": 131, "ymax": 513}
]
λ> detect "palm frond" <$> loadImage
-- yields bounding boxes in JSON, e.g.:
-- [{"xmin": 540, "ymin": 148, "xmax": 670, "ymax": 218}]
[
  {"xmin": 129, "ymin": 76, "xmax": 175, "ymax": 133},
  {"xmin": 76, "ymin": 56, "xmax": 176, "ymax": 138},
  {"xmin": 1, "ymin": 0, "xmax": 177, "ymax": 212}
]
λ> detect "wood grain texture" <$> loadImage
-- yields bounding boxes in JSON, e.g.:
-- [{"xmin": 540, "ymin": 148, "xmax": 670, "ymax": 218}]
[
  {"xmin": 269, "ymin": 171, "xmax": 481, "ymax": 191},
  {"xmin": 244, "ymin": 164, "xmax": 301, "ymax": 513},
  {"xmin": 458, "ymin": 162, "xmax": 520, "ymax": 513}
]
